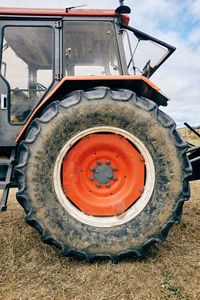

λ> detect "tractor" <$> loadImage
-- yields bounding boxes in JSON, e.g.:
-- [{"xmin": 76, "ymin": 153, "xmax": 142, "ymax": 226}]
[{"xmin": 0, "ymin": 2, "xmax": 199, "ymax": 262}]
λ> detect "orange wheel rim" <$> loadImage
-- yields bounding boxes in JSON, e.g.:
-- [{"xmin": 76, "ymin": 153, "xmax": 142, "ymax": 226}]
[{"xmin": 62, "ymin": 134, "xmax": 145, "ymax": 216}]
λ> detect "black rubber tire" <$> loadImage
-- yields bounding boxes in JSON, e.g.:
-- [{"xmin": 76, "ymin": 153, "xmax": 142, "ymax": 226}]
[{"xmin": 15, "ymin": 87, "xmax": 191, "ymax": 262}]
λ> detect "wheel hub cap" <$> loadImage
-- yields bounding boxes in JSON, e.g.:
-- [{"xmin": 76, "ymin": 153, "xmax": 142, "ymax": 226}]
[{"xmin": 93, "ymin": 164, "xmax": 114, "ymax": 184}]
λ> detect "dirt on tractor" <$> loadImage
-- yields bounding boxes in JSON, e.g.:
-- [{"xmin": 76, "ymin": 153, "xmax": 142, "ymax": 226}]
[{"xmin": 0, "ymin": 181, "xmax": 199, "ymax": 300}]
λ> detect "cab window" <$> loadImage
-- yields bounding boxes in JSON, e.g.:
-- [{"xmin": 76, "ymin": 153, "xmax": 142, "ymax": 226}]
[
  {"xmin": 1, "ymin": 26, "xmax": 54, "ymax": 123},
  {"xmin": 63, "ymin": 21, "xmax": 122, "ymax": 76}
]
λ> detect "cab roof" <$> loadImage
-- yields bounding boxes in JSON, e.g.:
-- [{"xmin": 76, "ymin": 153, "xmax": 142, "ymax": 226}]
[{"xmin": 0, "ymin": 7, "xmax": 130, "ymax": 24}]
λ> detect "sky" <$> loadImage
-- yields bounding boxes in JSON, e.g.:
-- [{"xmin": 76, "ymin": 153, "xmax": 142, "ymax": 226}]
[{"xmin": 1, "ymin": 0, "xmax": 200, "ymax": 127}]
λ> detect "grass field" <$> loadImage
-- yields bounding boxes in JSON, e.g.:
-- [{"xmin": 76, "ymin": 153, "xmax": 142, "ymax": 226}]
[
  {"xmin": 0, "ymin": 180, "xmax": 199, "ymax": 300},
  {"xmin": 179, "ymin": 128, "xmax": 200, "ymax": 147}
]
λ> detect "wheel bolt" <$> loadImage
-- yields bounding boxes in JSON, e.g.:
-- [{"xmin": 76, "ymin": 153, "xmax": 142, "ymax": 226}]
[
  {"xmin": 140, "ymin": 189, "xmax": 144, "ymax": 194},
  {"xmin": 63, "ymin": 157, "xmax": 67, "ymax": 161},
  {"xmin": 117, "ymin": 211, "xmax": 121, "ymax": 216},
  {"xmin": 141, "ymin": 158, "xmax": 145, "ymax": 162},
  {"xmin": 96, "ymin": 183, "xmax": 101, "ymax": 188},
  {"xmin": 90, "ymin": 167, "xmax": 94, "ymax": 171},
  {"xmin": 64, "ymin": 189, "xmax": 67, "ymax": 193},
  {"xmin": 97, "ymin": 160, "xmax": 101, "ymax": 165},
  {"xmin": 106, "ymin": 160, "xmax": 111, "ymax": 165},
  {"xmin": 113, "ymin": 167, "xmax": 117, "ymax": 172},
  {"xmin": 106, "ymin": 183, "xmax": 110, "ymax": 188},
  {"xmin": 113, "ymin": 176, "xmax": 117, "ymax": 181},
  {"xmin": 90, "ymin": 177, "xmax": 94, "ymax": 181}
]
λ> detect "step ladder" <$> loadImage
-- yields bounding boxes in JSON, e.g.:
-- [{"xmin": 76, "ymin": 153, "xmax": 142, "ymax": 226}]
[{"xmin": 0, "ymin": 148, "xmax": 16, "ymax": 211}]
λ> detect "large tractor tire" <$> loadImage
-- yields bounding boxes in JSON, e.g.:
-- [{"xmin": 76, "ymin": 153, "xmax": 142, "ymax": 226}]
[{"xmin": 16, "ymin": 87, "xmax": 191, "ymax": 262}]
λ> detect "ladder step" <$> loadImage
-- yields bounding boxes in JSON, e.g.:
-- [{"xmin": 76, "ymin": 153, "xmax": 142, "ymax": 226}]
[
  {"xmin": 0, "ymin": 159, "xmax": 12, "ymax": 165},
  {"xmin": 0, "ymin": 181, "xmax": 11, "ymax": 189},
  {"xmin": 0, "ymin": 148, "xmax": 16, "ymax": 211},
  {"xmin": 0, "ymin": 187, "xmax": 10, "ymax": 211}
]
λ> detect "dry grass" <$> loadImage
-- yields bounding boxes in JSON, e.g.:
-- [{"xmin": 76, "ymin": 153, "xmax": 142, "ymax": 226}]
[
  {"xmin": 0, "ymin": 182, "xmax": 200, "ymax": 300},
  {"xmin": 179, "ymin": 128, "xmax": 200, "ymax": 147}
]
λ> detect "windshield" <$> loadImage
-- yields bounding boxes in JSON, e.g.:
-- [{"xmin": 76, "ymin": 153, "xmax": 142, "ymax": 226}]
[
  {"xmin": 121, "ymin": 24, "xmax": 175, "ymax": 78},
  {"xmin": 63, "ymin": 21, "xmax": 121, "ymax": 76}
]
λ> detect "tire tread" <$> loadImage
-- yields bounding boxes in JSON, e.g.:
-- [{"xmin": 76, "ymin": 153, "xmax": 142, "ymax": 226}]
[{"xmin": 15, "ymin": 87, "xmax": 192, "ymax": 261}]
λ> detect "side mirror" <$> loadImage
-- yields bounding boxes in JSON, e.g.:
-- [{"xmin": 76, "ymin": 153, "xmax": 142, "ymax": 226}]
[{"xmin": 115, "ymin": 5, "xmax": 131, "ymax": 14}]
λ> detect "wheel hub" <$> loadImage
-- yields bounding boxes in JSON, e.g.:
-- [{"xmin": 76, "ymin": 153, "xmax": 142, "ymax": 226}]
[
  {"xmin": 93, "ymin": 163, "xmax": 114, "ymax": 184},
  {"xmin": 62, "ymin": 133, "xmax": 145, "ymax": 216}
]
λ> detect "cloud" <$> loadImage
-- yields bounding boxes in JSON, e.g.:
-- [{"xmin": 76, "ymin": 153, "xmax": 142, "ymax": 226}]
[
  {"xmin": 188, "ymin": 27, "xmax": 200, "ymax": 46},
  {"xmin": 151, "ymin": 33, "xmax": 200, "ymax": 127},
  {"xmin": 3, "ymin": 0, "xmax": 117, "ymax": 9},
  {"xmin": 189, "ymin": 0, "xmax": 200, "ymax": 19},
  {"xmin": 127, "ymin": 0, "xmax": 200, "ymax": 127}
]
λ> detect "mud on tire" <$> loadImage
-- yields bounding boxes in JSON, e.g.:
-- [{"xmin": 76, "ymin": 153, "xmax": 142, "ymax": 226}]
[{"xmin": 15, "ymin": 87, "xmax": 191, "ymax": 262}]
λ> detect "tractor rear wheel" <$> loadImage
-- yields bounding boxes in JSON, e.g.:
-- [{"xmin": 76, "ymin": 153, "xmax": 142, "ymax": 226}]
[{"xmin": 16, "ymin": 87, "xmax": 191, "ymax": 262}]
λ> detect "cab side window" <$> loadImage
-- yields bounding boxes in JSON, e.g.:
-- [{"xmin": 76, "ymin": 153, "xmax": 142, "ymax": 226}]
[{"xmin": 1, "ymin": 26, "xmax": 53, "ymax": 123}]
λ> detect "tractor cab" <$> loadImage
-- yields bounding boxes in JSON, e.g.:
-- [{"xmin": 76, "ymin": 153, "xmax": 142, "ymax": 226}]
[{"xmin": 0, "ymin": 7, "xmax": 175, "ymax": 128}]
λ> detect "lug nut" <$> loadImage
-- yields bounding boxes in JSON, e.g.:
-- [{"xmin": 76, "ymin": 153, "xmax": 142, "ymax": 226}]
[
  {"xmin": 117, "ymin": 211, "xmax": 121, "ymax": 216},
  {"xmin": 106, "ymin": 183, "xmax": 110, "ymax": 188},
  {"xmin": 106, "ymin": 160, "xmax": 111, "ymax": 165},
  {"xmin": 113, "ymin": 176, "xmax": 117, "ymax": 181},
  {"xmin": 90, "ymin": 177, "xmax": 94, "ymax": 181},
  {"xmin": 141, "ymin": 158, "xmax": 145, "ymax": 162},
  {"xmin": 63, "ymin": 157, "xmax": 67, "ymax": 161},
  {"xmin": 90, "ymin": 167, "xmax": 94, "ymax": 171},
  {"xmin": 64, "ymin": 189, "xmax": 67, "ymax": 193},
  {"xmin": 113, "ymin": 167, "xmax": 117, "ymax": 172},
  {"xmin": 96, "ymin": 183, "xmax": 101, "ymax": 188},
  {"xmin": 97, "ymin": 160, "xmax": 101, "ymax": 165},
  {"xmin": 140, "ymin": 189, "xmax": 144, "ymax": 194}
]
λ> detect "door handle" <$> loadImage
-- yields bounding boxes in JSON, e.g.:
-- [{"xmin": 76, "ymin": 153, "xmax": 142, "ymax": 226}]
[{"xmin": 1, "ymin": 94, "xmax": 7, "ymax": 109}]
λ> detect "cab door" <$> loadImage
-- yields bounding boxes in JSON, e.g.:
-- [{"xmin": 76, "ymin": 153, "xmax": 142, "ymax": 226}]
[{"xmin": 0, "ymin": 18, "xmax": 60, "ymax": 146}]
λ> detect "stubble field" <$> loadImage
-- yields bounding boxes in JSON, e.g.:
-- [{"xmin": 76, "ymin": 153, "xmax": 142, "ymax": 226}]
[{"xmin": 0, "ymin": 180, "xmax": 199, "ymax": 300}]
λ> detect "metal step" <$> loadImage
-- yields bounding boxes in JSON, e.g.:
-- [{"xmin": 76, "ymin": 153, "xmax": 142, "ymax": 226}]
[
  {"xmin": 0, "ymin": 149, "xmax": 16, "ymax": 211},
  {"xmin": 0, "ymin": 159, "xmax": 11, "ymax": 165},
  {"xmin": 0, "ymin": 182, "xmax": 10, "ymax": 189}
]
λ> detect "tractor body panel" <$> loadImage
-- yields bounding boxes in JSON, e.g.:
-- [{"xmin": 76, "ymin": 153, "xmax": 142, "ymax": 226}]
[{"xmin": 0, "ymin": 7, "xmax": 130, "ymax": 25}]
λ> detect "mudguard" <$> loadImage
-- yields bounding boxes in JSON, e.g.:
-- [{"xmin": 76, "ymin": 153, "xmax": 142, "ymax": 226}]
[{"xmin": 16, "ymin": 75, "xmax": 170, "ymax": 143}]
